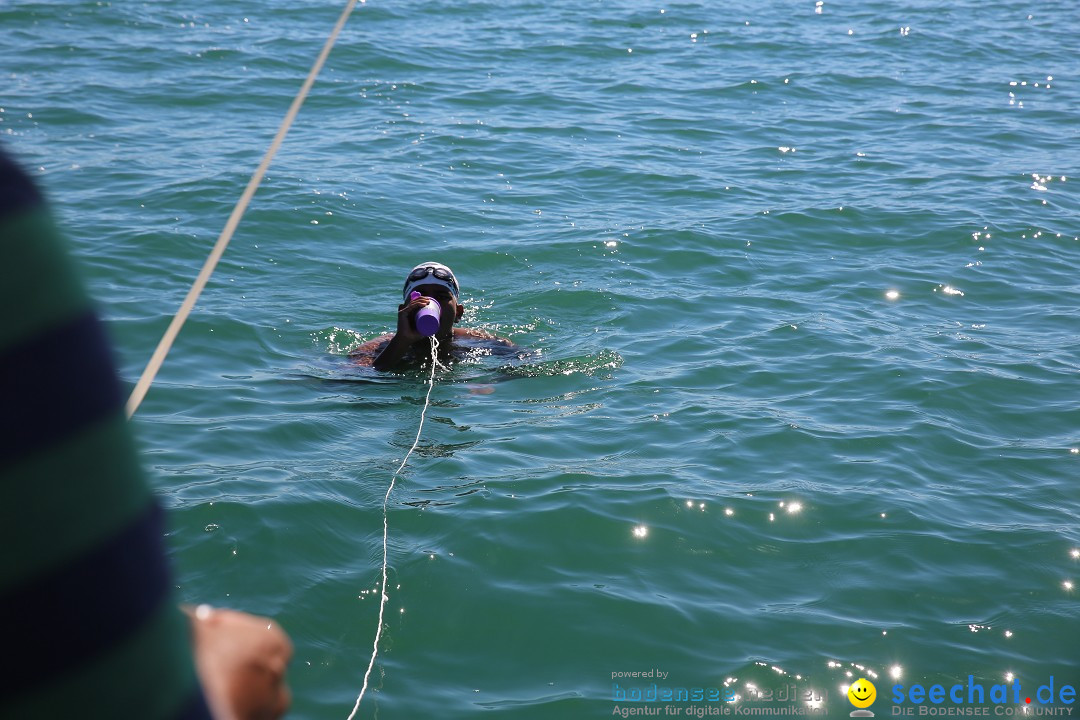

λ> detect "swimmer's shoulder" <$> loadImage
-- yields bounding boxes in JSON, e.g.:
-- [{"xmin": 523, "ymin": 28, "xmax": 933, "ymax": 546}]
[
  {"xmin": 348, "ymin": 328, "xmax": 518, "ymax": 368},
  {"xmin": 349, "ymin": 333, "xmax": 394, "ymax": 367}
]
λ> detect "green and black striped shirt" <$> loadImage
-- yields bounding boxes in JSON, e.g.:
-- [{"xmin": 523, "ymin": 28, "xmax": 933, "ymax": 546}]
[{"xmin": 0, "ymin": 146, "xmax": 211, "ymax": 719}]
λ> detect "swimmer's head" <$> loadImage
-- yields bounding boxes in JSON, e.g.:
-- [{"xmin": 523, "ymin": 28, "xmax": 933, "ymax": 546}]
[{"xmin": 402, "ymin": 262, "xmax": 460, "ymax": 302}]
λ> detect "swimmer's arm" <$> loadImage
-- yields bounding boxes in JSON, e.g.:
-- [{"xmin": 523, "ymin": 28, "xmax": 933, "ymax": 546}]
[
  {"xmin": 349, "ymin": 333, "xmax": 393, "ymax": 367},
  {"xmin": 453, "ymin": 327, "xmax": 516, "ymax": 347},
  {"xmin": 369, "ymin": 296, "xmax": 432, "ymax": 369},
  {"xmin": 371, "ymin": 333, "xmax": 415, "ymax": 370}
]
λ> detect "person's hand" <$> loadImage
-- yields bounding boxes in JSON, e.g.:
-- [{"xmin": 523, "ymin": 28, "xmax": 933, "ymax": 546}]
[
  {"xmin": 184, "ymin": 605, "xmax": 293, "ymax": 720},
  {"xmin": 394, "ymin": 294, "xmax": 431, "ymax": 344}
]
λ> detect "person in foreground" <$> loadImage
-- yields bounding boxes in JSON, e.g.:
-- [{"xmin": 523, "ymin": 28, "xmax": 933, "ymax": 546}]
[
  {"xmin": 351, "ymin": 262, "xmax": 517, "ymax": 370},
  {"xmin": 0, "ymin": 145, "xmax": 291, "ymax": 719}
]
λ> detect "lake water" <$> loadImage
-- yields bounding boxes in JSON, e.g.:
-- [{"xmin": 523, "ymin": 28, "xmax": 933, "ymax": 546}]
[{"xmin": 5, "ymin": 0, "xmax": 1078, "ymax": 716}]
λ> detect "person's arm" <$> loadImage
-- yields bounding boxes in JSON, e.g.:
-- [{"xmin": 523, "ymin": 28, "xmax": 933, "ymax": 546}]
[
  {"xmin": 0, "ymin": 145, "xmax": 291, "ymax": 720},
  {"xmin": 372, "ymin": 333, "xmax": 413, "ymax": 370},
  {"xmin": 454, "ymin": 327, "xmax": 517, "ymax": 347},
  {"xmin": 372, "ymin": 295, "xmax": 430, "ymax": 370},
  {"xmin": 348, "ymin": 333, "xmax": 392, "ymax": 367}
]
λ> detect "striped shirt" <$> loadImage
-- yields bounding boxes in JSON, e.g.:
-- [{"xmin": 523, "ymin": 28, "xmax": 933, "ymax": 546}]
[{"xmin": 0, "ymin": 146, "xmax": 212, "ymax": 719}]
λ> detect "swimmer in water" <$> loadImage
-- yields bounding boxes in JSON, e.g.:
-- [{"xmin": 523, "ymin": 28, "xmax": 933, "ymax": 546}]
[{"xmin": 351, "ymin": 262, "xmax": 517, "ymax": 370}]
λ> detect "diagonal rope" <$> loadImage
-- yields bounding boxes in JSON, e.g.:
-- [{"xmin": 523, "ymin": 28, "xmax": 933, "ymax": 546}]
[
  {"xmin": 125, "ymin": 0, "xmax": 362, "ymax": 419},
  {"xmin": 347, "ymin": 336, "xmax": 443, "ymax": 720}
]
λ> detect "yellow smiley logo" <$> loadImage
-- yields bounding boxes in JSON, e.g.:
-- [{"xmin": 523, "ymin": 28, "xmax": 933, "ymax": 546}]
[{"xmin": 848, "ymin": 678, "xmax": 876, "ymax": 708}]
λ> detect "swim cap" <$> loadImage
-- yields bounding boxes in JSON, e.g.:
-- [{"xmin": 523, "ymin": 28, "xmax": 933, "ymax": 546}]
[{"xmin": 402, "ymin": 262, "xmax": 460, "ymax": 301}]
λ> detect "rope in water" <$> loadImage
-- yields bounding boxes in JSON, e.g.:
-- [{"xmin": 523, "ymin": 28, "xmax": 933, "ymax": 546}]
[
  {"xmin": 124, "ymin": 0, "xmax": 361, "ymax": 419},
  {"xmin": 347, "ymin": 335, "xmax": 445, "ymax": 720}
]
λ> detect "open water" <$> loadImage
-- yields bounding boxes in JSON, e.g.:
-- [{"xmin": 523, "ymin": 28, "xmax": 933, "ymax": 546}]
[{"xmin": 5, "ymin": 0, "xmax": 1079, "ymax": 717}]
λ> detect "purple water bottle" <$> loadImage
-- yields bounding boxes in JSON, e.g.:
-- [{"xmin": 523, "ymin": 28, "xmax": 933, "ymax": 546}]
[{"xmin": 410, "ymin": 291, "xmax": 442, "ymax": 336}]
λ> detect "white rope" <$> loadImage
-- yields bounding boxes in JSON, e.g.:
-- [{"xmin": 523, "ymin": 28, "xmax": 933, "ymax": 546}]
[
  {"xmin": 125, "ymin": 0, "xmax": 361, "ymax": 419},
  {"xmin": 347, "ymin": 335, "xmax": 443, "ymax": 720}
]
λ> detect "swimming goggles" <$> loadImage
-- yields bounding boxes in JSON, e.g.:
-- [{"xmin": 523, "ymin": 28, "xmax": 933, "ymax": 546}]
[{"xmin": 402, "ymin": 263, "xmax": 459, "ymax": 300}]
